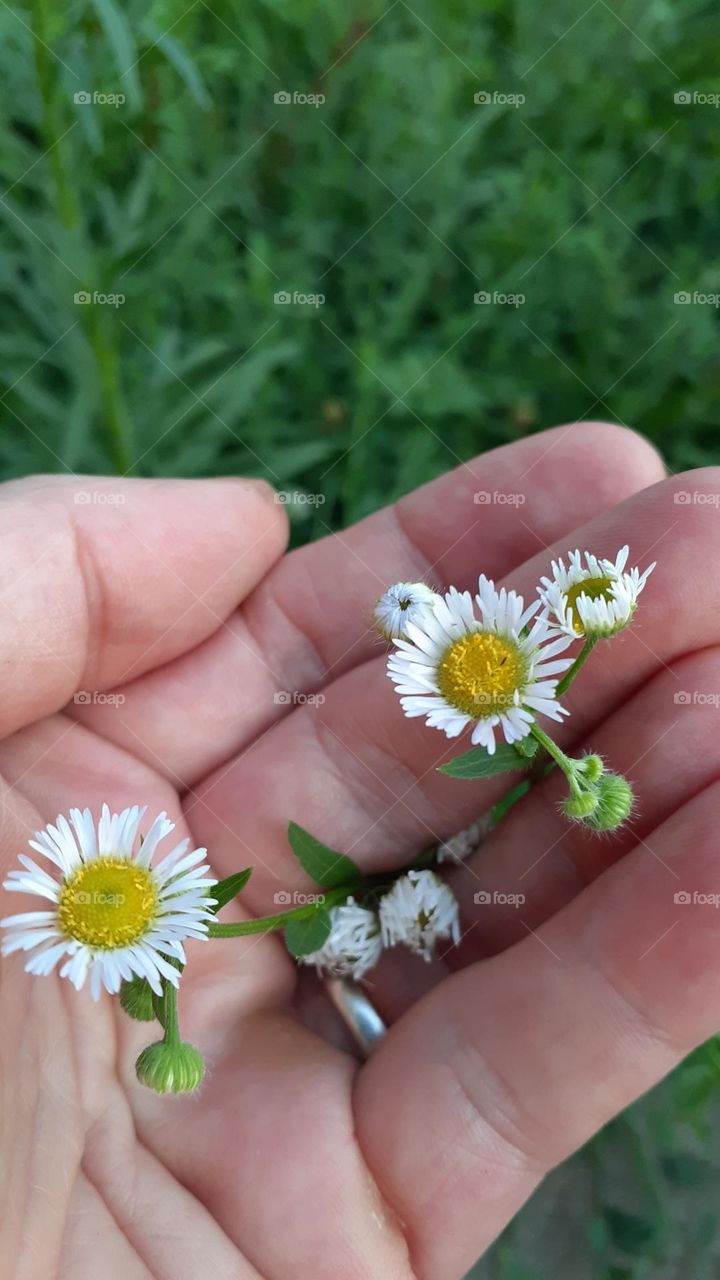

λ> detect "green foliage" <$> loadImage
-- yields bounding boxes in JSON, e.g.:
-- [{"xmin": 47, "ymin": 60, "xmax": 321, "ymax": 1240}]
[
  {"xmin": 2, "ymin": 0, "xmax": 718, "ymax": 508},
  {"xmin": 438, "ymin": 742, "xmax": 531, "ymax": 777},
  {"xmin": 287, "ymin": 821, "xmax": 362, "ymax": 890},
  {"xmin": 211, "ymin": 867, "xmax": 253, "ymax": 912},
  {"xmin": 284, "ymin": 906, "xmax": 332, "ymax": 957}
]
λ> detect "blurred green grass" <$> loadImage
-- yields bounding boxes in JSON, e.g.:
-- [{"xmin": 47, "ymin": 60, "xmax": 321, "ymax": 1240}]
[{"xmin": 2, "ymin": 1, "xmax": 720, "ymax": 1275}]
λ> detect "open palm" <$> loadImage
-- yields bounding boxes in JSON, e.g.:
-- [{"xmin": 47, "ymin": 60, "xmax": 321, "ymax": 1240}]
[{"xmin": 3, "ymin": 423, "xmax": 720, "ymax": 1280}]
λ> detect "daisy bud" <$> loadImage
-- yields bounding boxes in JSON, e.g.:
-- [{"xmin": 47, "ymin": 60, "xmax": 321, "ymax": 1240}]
[
  {"xmin": 135, "ymin": 1040, "xmax": 205, "ymax": 1095},
  {"xmin": 587, "ymin": 773, "xmax": 635, "ymax": 831},
  {"xmin": 120, "ymin": 975, "xmax": 156, "ymax": 1021},
  {"xmin": 563, "ymin": 790, "xmax": 598, "ymax": 821},
  {"xmin": 379, "ymin": 869, "xmax": 460, "ymax": 961},
  {"xmin": 300, "ymin": 898, "xmax": 382, "ymax": 980},
  {"xmin": 578, "ymin": 753, "xmax": 604, "ymax": 783},
  {"xmin": 373, "ymin": 581, "xmax": 440, "ymax": 640}
]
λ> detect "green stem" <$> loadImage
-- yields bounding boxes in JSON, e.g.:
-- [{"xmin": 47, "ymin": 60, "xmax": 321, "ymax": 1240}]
[
  {"xmin": 529, "ymin": 724, "xmax": 584, "ymax": 796},
  {"xmin": 161, "ymin": 981, "xmax": 180, "ymax": 1047},
  {"xmin": 208, "ymin": 887, "xmax": 349, "ymax": 938},
  {"xmin": 556, "ymin": 637, "xmax": 598, "ymax": 697}
]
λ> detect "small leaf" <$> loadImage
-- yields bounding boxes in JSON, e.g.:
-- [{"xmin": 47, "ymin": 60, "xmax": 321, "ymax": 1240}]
[
  {"xmin": 211, "ymin": 868, "xmax": 253, "ymax": 913},
  {"xmin": 287, "ymin": 822, "xmax": 362, "ymax": 890},
  {"xmin": 438, "ymin": 743, "xmax": 532, "ymax": 779},
  {"xmin": 285, "ymin": 908, "xmax": 332, "ymax": 957},
  {"xmin": 514, "ymin": 735, "xmax": 539, "ymax": 759}
]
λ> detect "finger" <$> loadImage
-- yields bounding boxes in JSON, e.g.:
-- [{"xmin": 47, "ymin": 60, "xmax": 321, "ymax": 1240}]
[
  {"xmin": 0, "ymin": 475, "xmax": 286, "ymax": 738},
  {"xmin": 74, "ymin": 423, "xmax": 664, "ymax": 785},
  {"xmin": 356, "ymin": 780, "xmax": 720, "ymax": 1280},
  {"xmin": 446, "ymin": 643, "xmax": 720, "ymax": 960},
  {"xmin": 185, "ymin": 467, "xmax": 720, "ymax": 916}
]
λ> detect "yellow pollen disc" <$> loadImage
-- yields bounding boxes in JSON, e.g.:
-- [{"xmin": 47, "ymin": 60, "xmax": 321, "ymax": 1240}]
[
  {"xmin": 57, "ymin": 858, "xmax": 158, "ymax": 949},
  {"xmin": 436, "ymin": 631, "xmax": 527, "ymax": 718},
  {"xmin": 564, "ymin": 575, "xmax": 613, "ymax": 632}
]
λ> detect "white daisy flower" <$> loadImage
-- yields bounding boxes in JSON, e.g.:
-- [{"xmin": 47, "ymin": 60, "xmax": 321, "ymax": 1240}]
[
  {"xmin": 538, "ymin": 545, "xmax": 656, "ymax": 639},
  {"xmin": 374, "ymin": 581, "xmax": 440, "ymax": 640},
  {"xmin": 300, "ymin": 898, "xmax": 382, "ymax": 980},
  {"xmin": 1, "ymin": 805, "xmax": 217, "ymax": 1001},
  {"xmin": 387, "ymin": 577, "xmax": 574, "ymax": 754},
  {"xmin": 379, "ymin": 870, "xmax": 460, "ymax": 961}
]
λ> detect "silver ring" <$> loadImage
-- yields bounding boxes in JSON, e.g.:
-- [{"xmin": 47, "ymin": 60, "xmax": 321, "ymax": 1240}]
[{"xmin": 325, "ymin": 978, "xmax": 387, "ymax": 1057}]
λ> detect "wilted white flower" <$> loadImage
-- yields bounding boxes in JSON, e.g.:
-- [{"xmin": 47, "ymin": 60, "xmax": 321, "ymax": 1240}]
[
  {"xmin": 538, "ymin": 546, "xmax": 655, "ymax": 639},
  {"xmin": 379, "ymin": 869, "xmax": 460, "ymax": 961},
  {"xmin": 387, "ymin": 577, "xmax": 573, "ymax": 754},
  {"xmin": 374, "ymin": 581, "xmax": 440, "ymax": 640},
  {"xmin": 436, "ymin": 817, "xmax": 490, "ymax": 864},
  {"xmin": 1, "ymin": 806, "xmax": 216, "ymax": 1000},
  {"xmin": 300, "ymin": 898, "xmax": 382, "ymax": 980}
]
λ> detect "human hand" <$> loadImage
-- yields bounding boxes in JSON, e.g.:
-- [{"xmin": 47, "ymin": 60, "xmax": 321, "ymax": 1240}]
[{"xmin": 2, "ymin": 423, "xmax": 718, "ymax": 1280}]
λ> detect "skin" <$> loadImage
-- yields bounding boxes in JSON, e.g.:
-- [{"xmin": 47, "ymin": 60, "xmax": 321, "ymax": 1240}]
[{"xmin": 2, "ymin": 422, "xmax": 719, "ymax": 1280}]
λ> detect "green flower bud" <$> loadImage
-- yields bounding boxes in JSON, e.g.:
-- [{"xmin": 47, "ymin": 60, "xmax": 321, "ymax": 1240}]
[
  {"xmin": 579, "ymin": 753, "xmax": 604, "ymax": 783},
  {"xmin": 135, "ymin": 1040, "xmax": 205, "ymax": 1095},
  {"xmin": 563, "ymin": 790, "xmax": 598, "ymax": 821},
  {"xmin": 587, "ymin": 773, "xmax": 634, "ymax": 831},
  {"xmin": 120, "ymin": 976, "xmax": 156, "ymax": 1022}
]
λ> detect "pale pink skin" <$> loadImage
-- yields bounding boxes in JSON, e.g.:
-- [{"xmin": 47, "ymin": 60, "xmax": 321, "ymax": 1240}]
[{"xmin": 1, "ymin": 423, "xmax": 718, "ymax": 1280}]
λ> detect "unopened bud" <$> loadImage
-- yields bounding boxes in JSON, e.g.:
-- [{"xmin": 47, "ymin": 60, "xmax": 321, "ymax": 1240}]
[
  {"xmin": 135, "ymin": 1040, "xmax": 205, "ymax": 1095},
  {"xmin": 563, "ymin": 790, "xmax": 598, "ymax": 821},
  {"xmin": 587, "ymin": 773, "xmax": 634, "ymax": 831}
]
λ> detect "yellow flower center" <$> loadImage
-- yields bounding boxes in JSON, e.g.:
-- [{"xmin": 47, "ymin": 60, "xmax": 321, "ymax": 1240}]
[
  {"xmin": 564, "ymin": 575, "xmax": 613, "ymax": 632},
  {"xmin": 57, "ymin": 858, "xmax": 158, "ymax": 949},
  {"xmin": 436, "ymin": 631, "xmax": 527, "ymax": 717}
]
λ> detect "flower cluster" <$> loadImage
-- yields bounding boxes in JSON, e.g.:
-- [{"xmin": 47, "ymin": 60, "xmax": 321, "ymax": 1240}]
[
  {"xmin": 301, "ymin": 871, "xmax": 461, "ymax": 980},
  {"xmin": 0, "ymin": 545, "xmax": 655, "ymax": 1099},
  {"xmin": 379, "ymin": 545, "xmax": 654, "ymax": 755}
]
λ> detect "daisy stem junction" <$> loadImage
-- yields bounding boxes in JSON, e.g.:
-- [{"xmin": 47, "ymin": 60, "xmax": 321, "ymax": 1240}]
[{"xmin": 529, "ymin": 724, "xmax": 586, "ymax": 798}]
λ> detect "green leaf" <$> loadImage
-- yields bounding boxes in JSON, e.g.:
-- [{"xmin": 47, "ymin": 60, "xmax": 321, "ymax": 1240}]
[
  {"xmin": 438, "ymin": 743, "xmax": 532, "ymax": 779},
  {"xmin": 284, "ymin": 908, "xmax": 332, "ymax": 958},
  {"xmin": 211, "ymin": 868, "xmax": 253, "ymax": 913},
  {"xmin": 287, "ymin": 822, "xmax": 362, "ymax": 890}
]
